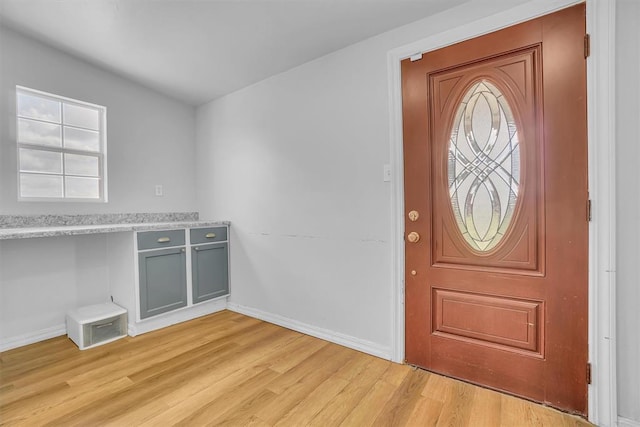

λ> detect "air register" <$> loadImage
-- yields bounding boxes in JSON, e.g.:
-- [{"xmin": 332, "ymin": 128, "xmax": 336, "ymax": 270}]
[{"xmin": 66, "ymin": 302, "xmax": 127, "ymax": 350}]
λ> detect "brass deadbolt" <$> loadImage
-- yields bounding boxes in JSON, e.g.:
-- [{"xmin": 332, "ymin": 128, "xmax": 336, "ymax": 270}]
[{"xmin": 408, "ymin": 210, "xmax": 419, "ymax": 222}]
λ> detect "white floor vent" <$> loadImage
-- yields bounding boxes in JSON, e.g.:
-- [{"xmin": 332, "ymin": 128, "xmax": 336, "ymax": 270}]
[{"xmin": 66, "ymin": 302, "xmax": 127, "ymax": 350}]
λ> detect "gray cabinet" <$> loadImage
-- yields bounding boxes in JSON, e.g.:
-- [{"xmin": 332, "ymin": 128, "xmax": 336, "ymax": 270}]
[
  {"xmin": 135, "ymin": 225, "xmax": 229, "ymax": 322},
  {"xmin": 190, "ymin": 226, "xmax": 227, "ymax": 244},
  {"xmin": 138, "ymin": 233, "xmax": 187, "ymax": 319},
  {"xmin": 191, "ymin": 242, "xmax": 229, "ymax": 303},
  {"xmin": 137, "ymin": 229, "xmax": 185, "ymax": 250}
]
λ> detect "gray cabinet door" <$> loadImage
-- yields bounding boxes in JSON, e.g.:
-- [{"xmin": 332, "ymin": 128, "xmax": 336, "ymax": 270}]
[
  {"xmin": 191, "ymin": 242, "xmax": 229, "ymax": 303},
  {"xmin": 138, "ymin": 247, "xmax": 187, "ymax": 319}
]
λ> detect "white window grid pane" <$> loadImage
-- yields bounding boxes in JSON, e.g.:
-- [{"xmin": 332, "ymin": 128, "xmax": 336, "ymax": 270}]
[
  {"xmin": 18, "ymin": 118, "xmax": 62, "ymax": 147},
  {"xmin": 65, "ymin": 176, "xmax": 101, "ymax": 199},
  {"xmin": 63, "ymin": 103, "xmax": 100, "ymax": 131},
  {"xmin": 16, "ymin": 86, "xmax": 107, "ymax": 201},
  {"xmin": 19, "ymin": 148, "xmax": 63, "ymax": 174},
  {"xmin": 16, "ymin": 92, "xmax": 61, "ymax": 123},
  {"xmin": 63, "ymin": 126, "xmax": 100, "ymax": 152},
  {"xmin": 18, "ymin": 147, "xmax": 103, "ymax": 199},
  {"xmin": 64, "ymin": 153, "xmax": 100, "ymax": 177},
  {"xmin": 20, "ymin": 173, "xmax": 64, "ymax": 198}
]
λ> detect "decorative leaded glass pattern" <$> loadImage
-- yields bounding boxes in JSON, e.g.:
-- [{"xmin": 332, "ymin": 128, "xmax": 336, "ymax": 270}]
[{"xmin": 448, "ymin": 80, "xmax": 520, "ymax": 252}]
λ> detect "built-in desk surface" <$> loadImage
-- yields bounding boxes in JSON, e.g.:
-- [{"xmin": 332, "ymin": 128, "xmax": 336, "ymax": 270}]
[{"xmin": 0, "ymin": 213, "xmax": 228, "ymax": 240}]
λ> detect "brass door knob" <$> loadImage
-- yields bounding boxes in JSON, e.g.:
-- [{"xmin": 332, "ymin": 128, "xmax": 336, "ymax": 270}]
[{"xmin": 407, "ymin": 231, "xmax": 420, "ymax": 243}]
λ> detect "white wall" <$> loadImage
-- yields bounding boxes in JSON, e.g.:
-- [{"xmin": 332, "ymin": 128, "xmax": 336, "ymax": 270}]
[
  {"xmin": 0, "ymin": 235, "xmax": 110, "ymax": 346},
  {"xmin": 195, "ymin": 1, "xmax": 529, "ymax": 358},
  {"xmin": 0, "ymin": 25, "xmax": 198, "ymax": 215},
  {"xmin": 0, "ymin": 25, "xmax": 198, "ymax": 347},
  {"xmin": 616, "ymin": 0, "xmax": 640, "ymax": 422},
  {"xmin": 197, "ymin": 0, "xmax": 639, "ymax": 421}
]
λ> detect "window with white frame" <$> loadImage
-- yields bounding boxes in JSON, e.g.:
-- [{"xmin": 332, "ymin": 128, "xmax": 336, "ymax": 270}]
[{"xmin": 16, "ymin": 86, "xmax": 107, "ymax": 201}]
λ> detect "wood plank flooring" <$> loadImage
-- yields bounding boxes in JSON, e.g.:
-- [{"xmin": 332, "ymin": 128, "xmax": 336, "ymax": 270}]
[{"xmin": 0, "ymin": 310, "xmax": 593, "ymax": 426}]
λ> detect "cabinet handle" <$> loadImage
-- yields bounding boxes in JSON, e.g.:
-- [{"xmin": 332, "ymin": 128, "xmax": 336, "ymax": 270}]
[
  {"xmin": 157, "ymin": 237, "xmax": 171, "ymax": 243},
  {"xmin": 95, "ymin": 322, "xmax": 113, "ymax": 329},
  {"xmin": 194, "ymin": 247, "xmax": 199, "ymax": 251},
  {"xmin": 205, "ymin": 233, "xmax": 216, "ymax": 238}
]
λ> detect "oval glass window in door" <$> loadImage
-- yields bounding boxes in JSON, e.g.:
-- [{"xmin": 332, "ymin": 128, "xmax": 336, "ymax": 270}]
[{"xmin": 448, "ymin": 80, "xmax": 521, "ymax": 252}]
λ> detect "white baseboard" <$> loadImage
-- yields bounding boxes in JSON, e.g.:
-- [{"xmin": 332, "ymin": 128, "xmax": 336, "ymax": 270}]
[
  {"xmin": 619, "ymin": 417, "xmax": 640, "ymax": 427},
  {"xmin": 0, "ymin": 324, "xmax": 67, "ymax": 352},
  {"xmin": 3, "ymin": 301, "xmax": 393, "ymax": 363},
  {"xmin": 129, "ymin": 298, "xmax": 228, "ymax": 336},
  {"xmin": 227, "ymin": 302, "xmax": 393, "ymax": 360},
  {"xmin": 1, "ymin": 299, "xmax": 228, "ymax": 352}
]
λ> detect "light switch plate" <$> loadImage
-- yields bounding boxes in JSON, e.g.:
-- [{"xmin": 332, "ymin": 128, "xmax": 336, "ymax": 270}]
[
  {"xmin": 383, "ymin": 164, "xmax": 391, "ymax": 182},
  {"xmin": 155, "ymin": 185, "xmax": 163, "ymax": 196}
]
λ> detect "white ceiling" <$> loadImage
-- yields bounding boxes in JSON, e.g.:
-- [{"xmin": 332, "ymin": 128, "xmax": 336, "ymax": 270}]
[{"xmin": 0, "ymin": 0, "xmax": 467, "ymax": 106}]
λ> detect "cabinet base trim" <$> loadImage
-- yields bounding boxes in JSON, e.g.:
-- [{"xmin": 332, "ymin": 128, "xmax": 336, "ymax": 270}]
[
  {"xmin": 227, "ymin": 303, "xmax": 392, "ymax": 360},
  {"xmin": 129, "ymin": 298, "xmax": 227, "ymax": 336},
  {"xmin": 1, "ymin": 324, "xmax": 66, "ymax": 352}
]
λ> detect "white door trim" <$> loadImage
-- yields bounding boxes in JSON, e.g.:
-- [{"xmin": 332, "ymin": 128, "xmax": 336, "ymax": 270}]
[
  {"xmin": 586, "ymin": 0, "xmax": 617, "ymax": 425},
  {"xmin": 387, "ymin": 1, "xmax": 616, "ymax": 425}
]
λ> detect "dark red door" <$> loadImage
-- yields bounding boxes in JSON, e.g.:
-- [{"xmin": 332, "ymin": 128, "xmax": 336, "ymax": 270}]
[{"xmin": 403, "ymin": 4, "xmax": 589, "ymax": 414}]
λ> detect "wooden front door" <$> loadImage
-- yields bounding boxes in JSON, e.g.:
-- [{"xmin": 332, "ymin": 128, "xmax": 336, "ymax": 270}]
[{"xmin": 402, "ymin": 4, "xmax": 588, "ymax": 414}]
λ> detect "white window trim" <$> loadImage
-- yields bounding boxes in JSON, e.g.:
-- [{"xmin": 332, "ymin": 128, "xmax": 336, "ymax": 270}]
[{"xmin": 15, "ymin": 85, "xmax": 108, "ymax": 203}]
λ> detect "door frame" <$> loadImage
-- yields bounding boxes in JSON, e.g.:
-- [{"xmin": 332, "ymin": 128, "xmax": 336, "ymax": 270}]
[{"xmin": 386, "ymin": 0, "xmax": 616, "ymax": 425}]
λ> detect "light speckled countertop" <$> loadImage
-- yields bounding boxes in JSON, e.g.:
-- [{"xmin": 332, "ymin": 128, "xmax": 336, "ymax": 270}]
[
  {"xmin": 0, "ymin": 221, "xmax": 230, "ymax": 240},
  {"xmin": 0, "ymin": 213, "xmax": 229, "ymax": 240}
]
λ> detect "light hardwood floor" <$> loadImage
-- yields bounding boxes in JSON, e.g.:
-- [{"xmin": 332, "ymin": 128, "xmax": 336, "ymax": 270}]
[{"xmin": 0, "ymin": 310, "xmax": 592, "ymax": 426}]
